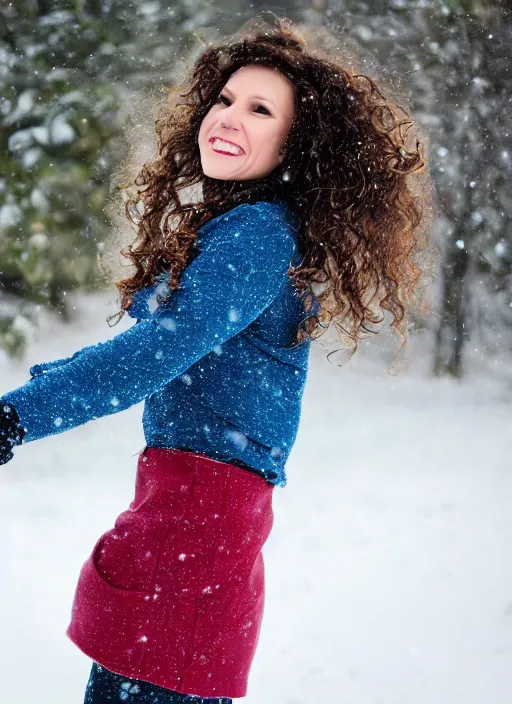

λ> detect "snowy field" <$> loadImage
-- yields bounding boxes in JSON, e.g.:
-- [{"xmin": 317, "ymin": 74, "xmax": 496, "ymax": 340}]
[{"xmin": 2, "ymin": 290, "xmax": 512, "ymax": 704}]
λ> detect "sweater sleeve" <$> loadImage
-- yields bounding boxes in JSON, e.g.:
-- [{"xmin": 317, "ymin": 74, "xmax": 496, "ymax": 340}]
[{"xmin": 0, "ymin": 202, "xmax": 296, "ymax": 444}]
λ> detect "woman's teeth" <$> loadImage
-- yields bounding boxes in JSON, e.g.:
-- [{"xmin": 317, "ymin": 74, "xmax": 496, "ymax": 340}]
[{"xmin": 211, "ymin": 138, "xmax": 244, "ymax": 155}]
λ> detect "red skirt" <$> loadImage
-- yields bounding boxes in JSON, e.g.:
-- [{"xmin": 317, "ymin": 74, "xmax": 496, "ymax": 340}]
[{"xmin": 66, "ymin": 446, "xmax": 275, "ymax": 699}]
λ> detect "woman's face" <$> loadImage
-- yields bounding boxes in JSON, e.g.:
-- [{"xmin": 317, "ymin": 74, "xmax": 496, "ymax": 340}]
[{"xmin": 198, "ymin": 64, "xmax": 296, "ymax": 182}]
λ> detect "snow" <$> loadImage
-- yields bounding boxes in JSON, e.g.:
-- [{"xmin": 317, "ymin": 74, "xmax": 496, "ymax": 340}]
[
  {"xmin": 49, "ymin": 113, "xmax": 75, "ymax": 145},
  {"xmin": 22, "ymin": 147, "xmax": 43, "ymax": 169},
  {"xmin": 29, "ymin": 232, "xmax": 50, "ymax": 250},
  {"xmin": 3, "ymin": 90, "xmax": 36, "ymax": 126},
  {"xmin": 1, "ymin": 289, "xmax": 512, "ymax": 703},
  {"xmin": 30, "ymin": 187, "xmax": 49, "ymax": 212},
  {"xmin": 0, "ymin": 202, "xmax": 22, "ymax": 228}
]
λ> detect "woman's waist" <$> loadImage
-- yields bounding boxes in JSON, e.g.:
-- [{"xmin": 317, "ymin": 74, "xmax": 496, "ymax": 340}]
[
  {"xmin": 155, "ymin": 445, "xmax": 265, "ymax": 476},
  {"xmin": 141, "ymin": 443, "xmax": 280, "ymax": 484},
  {"xmin": 142, "ymin": 407, "xmax": 288, "ymax": 484},
  {"xmin": 131, "ymin": 445, "xmax": 274, "ymax": 518}
]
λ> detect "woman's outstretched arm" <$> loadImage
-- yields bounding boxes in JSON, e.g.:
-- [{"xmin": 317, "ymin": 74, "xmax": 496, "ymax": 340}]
[{"xmin": 1, "ymin": 202, "xmax": 296, "ymax": 445}]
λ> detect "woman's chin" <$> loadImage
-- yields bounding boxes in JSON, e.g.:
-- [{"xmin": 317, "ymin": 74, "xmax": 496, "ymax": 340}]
[{"xmin": 202, "ymin": 167, "xmax": 242, "ymax": 181}]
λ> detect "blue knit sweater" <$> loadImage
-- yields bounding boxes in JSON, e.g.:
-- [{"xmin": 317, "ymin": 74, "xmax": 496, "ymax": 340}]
[{"xmin": 1, "ymin": 200, "xmax": 313, "ymax": 487}]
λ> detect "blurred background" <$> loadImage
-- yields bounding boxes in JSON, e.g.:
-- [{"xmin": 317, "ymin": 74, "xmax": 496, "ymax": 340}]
[
  {"xmin": 1, "ymin": 0, "xmax": 511, "ymax": 377},
  {"xmin": 1, "ymin": 2, "xmax": 512, "ymax": 703}
]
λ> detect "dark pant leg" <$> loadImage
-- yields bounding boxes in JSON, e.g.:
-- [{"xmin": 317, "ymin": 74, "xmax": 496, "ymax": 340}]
[{"xmin": 84, "ymin": 662, "xmax": 233, "ymax": 704}]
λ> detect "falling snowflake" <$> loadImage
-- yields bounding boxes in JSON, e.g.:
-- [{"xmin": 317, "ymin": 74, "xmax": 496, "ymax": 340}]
[
  {"xmin": 495, "ymin": 241, "xmax": 507, "ymax": 257},
  {"xmin": 158, "ymin": 316, "xmax": 177, "ymax": 332},
  {"xmin": 147, "ymin": 282, "xmax": 169, "ymax": 313},
  {"xmin": 120, "ymin": 682, "xmax": 141, "ymax": 701},
  {"xmin": 225, "ymin": 429, "xmax": 248, "ymax": 451}
]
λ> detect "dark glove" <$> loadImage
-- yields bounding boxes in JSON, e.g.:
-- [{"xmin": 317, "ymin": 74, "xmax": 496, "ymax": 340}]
[{"xmin": 0, "ymin": 402, "xmax": 26, "ymax": 465}]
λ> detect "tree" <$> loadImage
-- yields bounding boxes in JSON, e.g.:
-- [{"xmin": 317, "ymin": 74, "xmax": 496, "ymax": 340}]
[{"xmin": 316, "ymin": 0, "xmax": 511, "ymax": 376}]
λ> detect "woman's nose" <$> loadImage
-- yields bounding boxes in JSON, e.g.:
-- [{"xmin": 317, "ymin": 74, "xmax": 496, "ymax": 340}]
[{"xmin": 220, "ymin": 108, "xmax": 242, "ymax": 129}]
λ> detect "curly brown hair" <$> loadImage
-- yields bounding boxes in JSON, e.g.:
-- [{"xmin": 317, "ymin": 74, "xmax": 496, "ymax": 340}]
[{"xmin": 106, "ymin": 15, "xmax": 435, "ymax": 365}]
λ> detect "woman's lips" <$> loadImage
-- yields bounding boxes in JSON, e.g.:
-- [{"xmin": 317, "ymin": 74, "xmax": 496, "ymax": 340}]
[{"xmin": 209, "ymin": 138, "xmax": 245, "ymax": 156}]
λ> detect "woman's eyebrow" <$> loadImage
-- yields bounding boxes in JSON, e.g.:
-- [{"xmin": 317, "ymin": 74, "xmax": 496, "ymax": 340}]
[{"xmin": 221, "ymin": 86, "xmax": 276, "ymax": 107}]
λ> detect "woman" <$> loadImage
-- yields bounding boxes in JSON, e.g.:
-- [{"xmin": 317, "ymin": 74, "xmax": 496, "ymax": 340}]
[{"xmin": 0, "ymin": 16, "xmax": 433, "ymax": 704}]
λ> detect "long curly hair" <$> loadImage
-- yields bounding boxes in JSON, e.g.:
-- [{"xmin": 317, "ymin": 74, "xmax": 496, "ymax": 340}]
[{"xmin": 106, "ymin": 15, "xmax": 435, "ymax": 365}]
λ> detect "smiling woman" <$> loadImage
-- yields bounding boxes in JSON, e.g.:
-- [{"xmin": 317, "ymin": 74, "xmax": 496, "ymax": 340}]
[
  {"xmin": 198, "ymin": 64, "xmax": 296, "ymax": 181},
  {"xmin": 0, "ymin": 12, "xmax": 435, "ymax": 704}
]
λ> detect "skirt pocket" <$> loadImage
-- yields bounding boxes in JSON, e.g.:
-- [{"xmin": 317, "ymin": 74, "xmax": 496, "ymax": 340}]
[
  {"xmin": 67, "ymin": 539, "xmax": 153, "ymax": 676},
  {"xmin": 92, "ymin": 512, "xmax": 167, "ymax": 593}
]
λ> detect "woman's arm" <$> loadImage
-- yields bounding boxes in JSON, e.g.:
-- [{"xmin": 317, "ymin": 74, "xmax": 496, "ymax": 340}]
[{"xmin": 0, "ymin": 202, "xmax": 296, "ymax": 444}]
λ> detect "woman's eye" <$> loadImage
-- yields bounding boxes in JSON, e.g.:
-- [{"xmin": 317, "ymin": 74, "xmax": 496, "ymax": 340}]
[{"xmin": 216, "ymin": 94, "xmax": 271, "ymax": 115}]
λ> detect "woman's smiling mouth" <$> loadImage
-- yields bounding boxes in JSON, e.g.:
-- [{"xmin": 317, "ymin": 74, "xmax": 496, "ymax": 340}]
[{"xmin": 209, "ymin": 137, "xmax": 245, "ymax": 156}]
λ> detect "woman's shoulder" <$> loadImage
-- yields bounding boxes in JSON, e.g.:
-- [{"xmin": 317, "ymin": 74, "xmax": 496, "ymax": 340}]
[{"xmin": 126, "ymin": 200, "xmax": 300, "ymax": 321}]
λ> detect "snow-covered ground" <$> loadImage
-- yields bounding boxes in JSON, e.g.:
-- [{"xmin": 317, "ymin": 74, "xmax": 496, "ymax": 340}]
[{"xmin": 2, "ymin": 290, "xmax": 511, "ymax": 703}]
